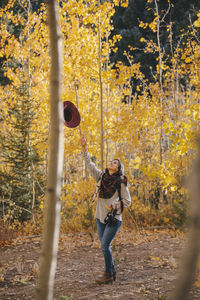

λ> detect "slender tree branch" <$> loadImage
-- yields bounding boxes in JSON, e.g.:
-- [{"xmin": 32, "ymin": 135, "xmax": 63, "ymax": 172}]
[{"xmin": 189, "ymin": 13, "xmax": 200, "ymax": 44}]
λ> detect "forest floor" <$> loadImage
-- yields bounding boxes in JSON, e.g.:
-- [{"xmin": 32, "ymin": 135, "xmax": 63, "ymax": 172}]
[{"xmin": 0, "ymin": 228, "xmax": 200, "ymax": 300}]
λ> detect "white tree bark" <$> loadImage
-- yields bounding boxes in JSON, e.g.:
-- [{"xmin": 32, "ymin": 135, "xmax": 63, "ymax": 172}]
[
  {"xmin": 36, "ymin": 0, "xmax": 63, "ymax": 299},
  {"xmin": 98, "ymin": 2, "xmax": 104, "ymax": 171}
]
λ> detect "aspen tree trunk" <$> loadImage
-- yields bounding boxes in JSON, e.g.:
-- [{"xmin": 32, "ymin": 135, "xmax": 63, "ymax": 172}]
[
  {"xmin": 27, "ymin": 0, "xmax": 36, "ymax": 217},
  {"xmin": 171, "ymin": 139, "xmax": 200, "ymax": 300},
  {"xmin": 154, "ymin": 1, "xmax": 170, "ymax": 164},
  {"xmin": 105, "ymin": 34, "xmax": 110, "ymax": 166},
  {"xmin": 75, "ymin": 81, "xmax": 82, "ymax": 137},
  {"xmin": 74, "ymin": 81, "xmax": 88, "ymax": 179},
  {"xmin": 154, "ymin": 0, "xmax": 164, "ymax": 165},
  {"xmin": 98, "ymin": 0, "xmax": 104, "ymax": 171},
  {"xmin": 36, "ymin": 0, "xmax": 63, "ymax": 299}
]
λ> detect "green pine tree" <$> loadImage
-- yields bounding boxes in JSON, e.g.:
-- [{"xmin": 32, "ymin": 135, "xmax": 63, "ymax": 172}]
[{"xmin": 0, "ymin": 83, "xmax": 46, "ymax": 222}]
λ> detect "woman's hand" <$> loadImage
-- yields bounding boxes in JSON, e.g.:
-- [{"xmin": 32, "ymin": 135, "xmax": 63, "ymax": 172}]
[{"xmin": 81, "ymin": 135, "xmax": 87, "ymax": 152}]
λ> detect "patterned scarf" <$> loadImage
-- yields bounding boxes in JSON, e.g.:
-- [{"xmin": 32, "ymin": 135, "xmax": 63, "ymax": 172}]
[{"xmin": 99, "ymin": 169, "xmax": 127, "ymax": 199}]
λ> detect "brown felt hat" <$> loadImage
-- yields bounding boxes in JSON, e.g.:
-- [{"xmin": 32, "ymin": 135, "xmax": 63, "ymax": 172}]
[{"xmin": 63, "ymin": 101, "xmax": 81, "ymax": 128}]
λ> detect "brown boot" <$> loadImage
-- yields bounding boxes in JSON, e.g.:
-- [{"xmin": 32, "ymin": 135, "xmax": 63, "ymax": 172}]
[{"xmin": 95, "ymin": 272, "xmax": 113, "ymax": 284}]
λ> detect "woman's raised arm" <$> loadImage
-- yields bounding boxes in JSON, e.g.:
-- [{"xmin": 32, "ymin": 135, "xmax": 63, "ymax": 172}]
[{"xmin": 81, "ymin": 135, "xmax": 102, "ymax": 182}]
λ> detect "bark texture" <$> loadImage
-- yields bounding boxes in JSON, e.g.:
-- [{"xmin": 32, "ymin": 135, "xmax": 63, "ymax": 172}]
[
  {"xmin": 36, "ymin": 0, "xmax": 63, "ymax": 299},
  {"xmin": 171, "ymin": 139, "xmax": 200, "ymax": 300}
]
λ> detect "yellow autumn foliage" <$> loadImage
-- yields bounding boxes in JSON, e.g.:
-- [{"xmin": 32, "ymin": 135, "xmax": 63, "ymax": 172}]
[{"xmin": 0, "ymin": 0, "xmax": 199, "ymax": 232}]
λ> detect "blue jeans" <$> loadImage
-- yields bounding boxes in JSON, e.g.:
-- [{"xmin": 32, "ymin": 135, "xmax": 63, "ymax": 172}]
[{"xmin": 96, "ymin": 218, "xmax": 122, "ymax": 273}]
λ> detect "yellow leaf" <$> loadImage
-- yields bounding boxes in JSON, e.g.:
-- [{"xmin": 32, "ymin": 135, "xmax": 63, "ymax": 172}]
[
  {"xmin": 135, "ymin": 157, "xmax": 141, "ymax": 164},
  {"xmin": 194, "ymin": 19, "xmax": 200, "ymax": 28},
  {"xmin": 155, "ymin": 257, "xmax": 161, "ymax": 261},
  {"xmin": 163, "ymin": 123, "xmax": 168, "ymax": 130},
  {"xmin": 186, "ymin": 109, "xmax": 191, "ymax": 116},
  {"xmin": 171, "ymin": 186, "xmax": 177, "ymax": 192},
  {"xmin": 140, "ymin": 37, "xmax": 145, "ymax": 43},
  {"xmin": 185, "ymin": 57, "xmax": 191, "ymax": 63},
  {"xmin": 194, "ymin": 111, "xmax": 199, "ymax": 121}
]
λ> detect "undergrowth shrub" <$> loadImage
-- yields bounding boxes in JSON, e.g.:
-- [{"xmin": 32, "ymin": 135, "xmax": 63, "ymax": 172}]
[
  {"xmin": 123, "ymin": 197, "xmax": 188, "ymax": 228},
  {"xmin": 1, "ymin": 179, "xmax": 188, "ymax": 237}
]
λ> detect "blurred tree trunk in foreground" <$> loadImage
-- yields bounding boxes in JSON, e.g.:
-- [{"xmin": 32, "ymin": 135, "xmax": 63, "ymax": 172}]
[
  {"xmin": 36, "ymin": 0, "xmax": 63, "ymax": 299},
  {"xmin": 171, "ymin": 139, "xmax": 200, "ymax": 300}
]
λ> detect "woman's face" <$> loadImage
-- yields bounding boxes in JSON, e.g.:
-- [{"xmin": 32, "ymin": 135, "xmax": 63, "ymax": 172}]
[{"xmin": 107, "ymin": 159, "xmax": 119, "ymax": 173}]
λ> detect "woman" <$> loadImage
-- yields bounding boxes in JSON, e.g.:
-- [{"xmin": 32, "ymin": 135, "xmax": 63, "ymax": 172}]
[{"xmin": 81, "ymin": 135, "xmax": 131, "ymax": 284}]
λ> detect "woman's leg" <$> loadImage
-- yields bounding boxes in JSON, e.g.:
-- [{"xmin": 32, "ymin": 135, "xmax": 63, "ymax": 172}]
[
  {"xmin": 96, "ymin": 218, "xmax": 106, "ymax": 242},
  {"xmin": 100, "ymin": 221, "xmax": 122, "ymax": 273}
]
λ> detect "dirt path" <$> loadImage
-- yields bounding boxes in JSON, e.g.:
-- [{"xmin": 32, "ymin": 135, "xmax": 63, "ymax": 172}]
[{"xmin": 0, "ymin": 229, "xmax": 200, "ymax": 300}]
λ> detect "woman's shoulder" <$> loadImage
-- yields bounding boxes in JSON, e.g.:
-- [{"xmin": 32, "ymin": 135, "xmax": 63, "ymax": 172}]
[{"xmin": 120, "ymin": 175, "xmax": 128, "ymax": 185}]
